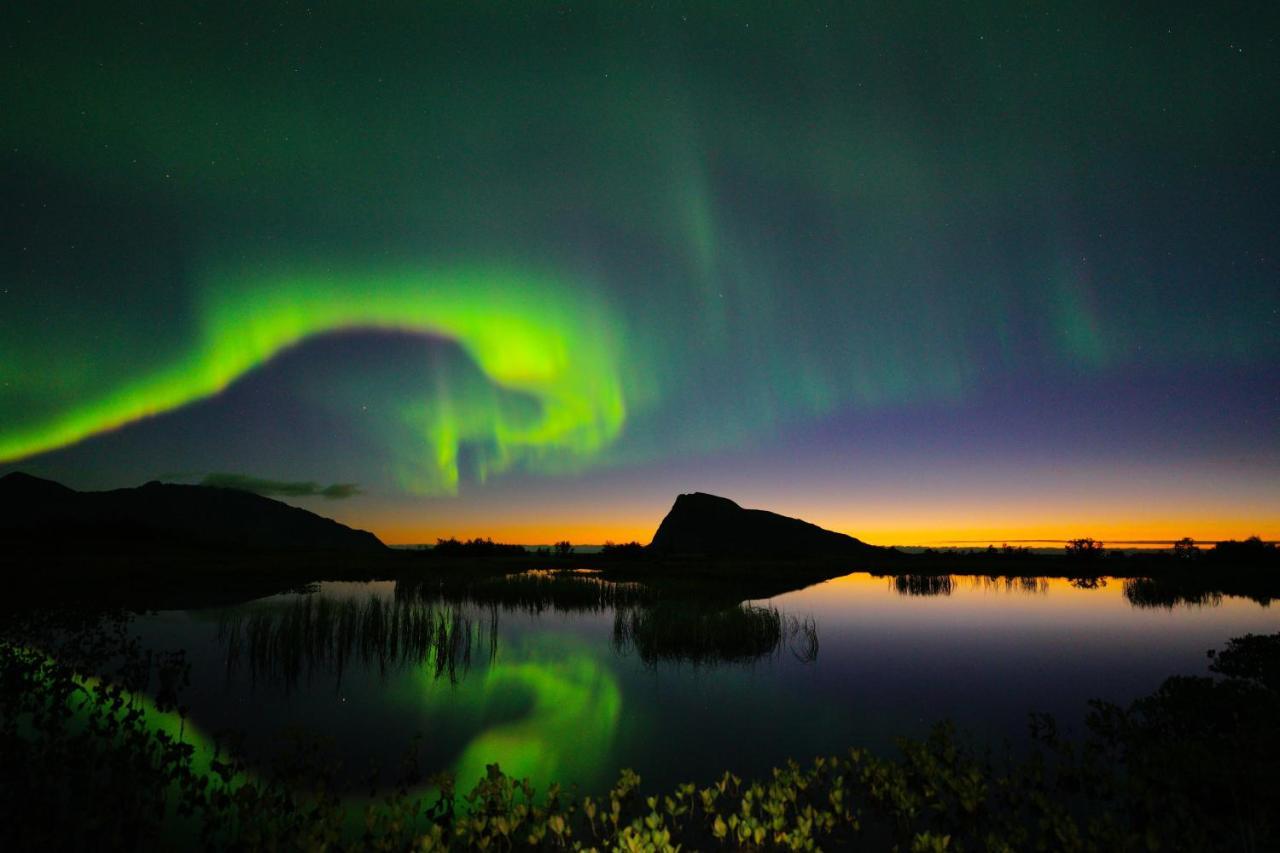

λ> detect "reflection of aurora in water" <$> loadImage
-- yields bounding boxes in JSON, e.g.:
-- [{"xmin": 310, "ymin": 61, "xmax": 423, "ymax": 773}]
[
  {"xmin": 42, "ymin": 566, "xmax": 1280, "ymax": 825},
  {"xmin": 414, "ymin": 637, "xmax": 622, "ymax": 791},
  {"xmin": 43, "ymin": 631, "xmax": 621, "ymax": 806},
  {"xmin": 211, "ymin": 578, "xmax": 814, "ymax": 791},
  {"xmin": 216, "ymin": 590, "xmax": 624, "ymax": 790}
]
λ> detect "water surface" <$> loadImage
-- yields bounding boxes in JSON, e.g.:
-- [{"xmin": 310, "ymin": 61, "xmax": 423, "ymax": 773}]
[{"xmin": 132, "ymin": 571, "xmax": 1278, "ymax": 793}]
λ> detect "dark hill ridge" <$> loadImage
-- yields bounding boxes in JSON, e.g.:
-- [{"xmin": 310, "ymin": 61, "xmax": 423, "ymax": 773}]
[
  {"xmin": 649, "ymin": 492, "xmax": 884, "ymax": 559},
  {"xmin": 0, "ymin": 472, "xmax": 385, "ymax": 553}
]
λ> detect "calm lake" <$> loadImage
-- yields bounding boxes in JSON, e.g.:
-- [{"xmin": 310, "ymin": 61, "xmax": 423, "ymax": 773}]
[{"xmin": 131, "ymin": 571, "xmax": 1278, "ymax": 795}]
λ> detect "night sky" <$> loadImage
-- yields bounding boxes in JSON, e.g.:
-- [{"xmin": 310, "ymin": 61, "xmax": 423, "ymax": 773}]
[{"xmin": 2, "ymin": 3, "xmax": 1276, "ymax": 544}]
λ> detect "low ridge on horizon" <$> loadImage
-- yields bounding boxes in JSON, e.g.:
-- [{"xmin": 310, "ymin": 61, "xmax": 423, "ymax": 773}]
[
  {"xmin": 2, "ymin": 475, "xmax": 886, "ymax": 561},
  {"xmin": 0, "ymin": 471, "xmax": 385, "ymax": 553}
]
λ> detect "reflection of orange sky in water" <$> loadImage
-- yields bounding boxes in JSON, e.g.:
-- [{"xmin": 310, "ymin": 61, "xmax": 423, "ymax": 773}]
[
  {"xmin": 781, "ymin": 572, "xmax": 1276, "ymax": 628},
  {"xmin": 807, "ymin": 572, "xmax": 1122, "ymax": 604}
]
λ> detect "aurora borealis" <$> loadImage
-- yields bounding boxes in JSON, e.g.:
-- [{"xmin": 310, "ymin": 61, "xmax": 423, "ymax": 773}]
[
  {"xmin": 2, "ymin": 3, "xmax": 1276, "ymax": 543},
  {"xmin": 1, "ymin": 263, "xmax": 626, "ymax": 492}
]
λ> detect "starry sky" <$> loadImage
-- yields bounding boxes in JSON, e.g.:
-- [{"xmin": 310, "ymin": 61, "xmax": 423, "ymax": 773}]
[{"xmin": 2, "ymin": 2, "xmax": 1276, "ymax": 545}]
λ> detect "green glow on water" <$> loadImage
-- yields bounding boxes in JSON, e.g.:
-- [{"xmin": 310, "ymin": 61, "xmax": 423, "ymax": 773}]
[{"xmin": 414, "ymin": 636, "xmax": 622, "ymax": 790}]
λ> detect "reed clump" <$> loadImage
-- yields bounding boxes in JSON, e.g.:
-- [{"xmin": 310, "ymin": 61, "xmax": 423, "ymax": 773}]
[
  {"xmin": 219, "ymin": 595, "xmax": 484, "ymax": 687},
  {"xmin": 612, "ymin": 603, "xmax": 819, "ymax": 666},
  {"xmin": 397, "ymin": 569, "xmax": 655, "ymax": 614}
]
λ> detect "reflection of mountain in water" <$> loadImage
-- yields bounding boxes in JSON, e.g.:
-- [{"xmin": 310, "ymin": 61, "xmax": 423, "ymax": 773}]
[{"xmin": 218, "ymin": 571, "xmax": 821, "ymax": 688}]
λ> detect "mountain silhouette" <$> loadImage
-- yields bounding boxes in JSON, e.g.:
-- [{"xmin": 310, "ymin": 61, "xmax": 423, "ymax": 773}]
[
  {"xmin": 0, "ymin": 472, "xmax": 385, "ymax": 553},
  {"xmin": 649, "ymin": 492, "xmax": 883, "ymax": 558}
]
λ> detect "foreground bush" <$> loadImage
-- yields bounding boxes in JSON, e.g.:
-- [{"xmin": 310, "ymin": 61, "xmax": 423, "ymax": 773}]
[{"xmin": 2, "ymin": 610, "xmax": 1277, "ymax": 851}]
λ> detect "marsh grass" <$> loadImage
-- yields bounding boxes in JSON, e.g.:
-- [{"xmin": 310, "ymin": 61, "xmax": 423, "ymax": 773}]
[
  {"xmin": 982, "ymin": 574, "xmax": 1050, "ymax": 595},
  {"xmin": 396, "ymin": 569, "xmax": 655, "ymax": 614},
  {"xmin": 892, "ymin": 574, "xmax": 955, "ymax": 597},
  {"xmin": 218, "ymin": 595, "xmax": 487, "ymax": 688},
  {"xmin": 218, "ymin": 571, "xmax": 821, "ymax": 688}
]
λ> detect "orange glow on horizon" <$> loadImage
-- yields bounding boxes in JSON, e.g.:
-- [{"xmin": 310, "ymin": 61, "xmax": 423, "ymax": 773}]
[
  {"xmin": 328, "ymin": 473, "xmax": 1278, "ymax": 549},
  {"xmin": 366, "ymin": 515, "xmax": 1277, "ymax": 548}
]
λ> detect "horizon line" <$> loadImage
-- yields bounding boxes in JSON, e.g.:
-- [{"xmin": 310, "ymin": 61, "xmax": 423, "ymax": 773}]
[
  {"xmin": 932, "ymin": 538, "xmax": 1278, "ymax": 546},
  {"xmin": 389, "ymin": 537, "xmax": 1278, "ymax": 549}
]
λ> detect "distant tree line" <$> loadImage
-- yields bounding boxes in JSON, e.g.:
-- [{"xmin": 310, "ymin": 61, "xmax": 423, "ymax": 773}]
[
  {"xmin": 1065, "ymin": 536, "xmax": 1278, "ymax": 566},
  {"xmin": 428, "ymin": 538, "xmax": 650, "ymax": 560},
  {"xmin": 903, "ymin": 544, "xmax": 1035, "ymax": 558},
  {"xmin": 1166, "ymin": 536, "xmax": 1277, "ymax": 565},
  {"xmin": 600, "ymin": 541, "xmax": 646, "ymax": 559},
  {"xmin": 432, "ymin": 537, "xmax": 528, "ymax": 557}
]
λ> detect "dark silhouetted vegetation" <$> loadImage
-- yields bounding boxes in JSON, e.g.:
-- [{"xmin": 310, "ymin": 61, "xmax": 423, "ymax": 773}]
[
  {"xmin": 1210, "ymin": 535, "xmax": 1278, "ymax": 565},
  {"xmin": 612, "ymin": 604, "xmax": 819, "ymax": 666},
  {"xmin": 218, "ymin": 595, "xmax": 486, "ymax": 688},
  {"xmin": 892, "ymin": 574, "xmax": 955, "ymax": 597},
  {"xmin": 219, "ymin": 573, "xmax": 821, "ymax": 672},
  {"xmin": 1123, "ymin": 577, "xmax": 1225, "ymax": 609},
  {"xmin": 600, "ymin": 540, "xmax": 647, "ymax": 559},
  {"xmin": 432, "ymin": 537, "xmax": 528, "ymax": 558},
  {"xmin": 397, "ymin": 569, "xmax": 655, "ymax": 614},
  {"xmin": 1065, "ymin": 537, "xmax": 1106, "ymax": 559},
  {"xmin": 887, "ymin": 574, "xmax": 1049, "ymax": 598},
  {"xmin": 1068, "ymin": 575, "xmax": 1107, "ymax": 589}
]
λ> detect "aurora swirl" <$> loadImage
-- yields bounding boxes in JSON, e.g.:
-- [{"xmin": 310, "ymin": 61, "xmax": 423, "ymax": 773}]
[{"xmin": 0, "ymin": 263, "xmax": 626, "ymax": 492}]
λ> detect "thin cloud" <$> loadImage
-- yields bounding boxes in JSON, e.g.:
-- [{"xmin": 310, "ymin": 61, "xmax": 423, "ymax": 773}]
[
  {"xmin": 200, "ymin": 473, "xmax": 363, "ymax": 500},
  {"xmin": 319, "ymin": 482, "xmax": 363, "ymax": 499}
]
